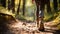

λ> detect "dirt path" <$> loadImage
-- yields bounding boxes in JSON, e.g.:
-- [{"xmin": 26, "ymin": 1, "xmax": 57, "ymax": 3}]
[{"xmin": 2, "ymin": 19, "xmax": 60, "ymax": 34}]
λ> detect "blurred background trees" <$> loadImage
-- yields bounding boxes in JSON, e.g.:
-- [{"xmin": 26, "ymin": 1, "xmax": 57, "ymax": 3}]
[{"xmin": 0, "ymin": 0, "xmax": 60, "ymax": 22}]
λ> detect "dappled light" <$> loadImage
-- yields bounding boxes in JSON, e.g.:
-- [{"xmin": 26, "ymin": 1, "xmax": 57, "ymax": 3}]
[{"xmin": 0, "ymin": 0, "xmax": 60, "ymax": 34}]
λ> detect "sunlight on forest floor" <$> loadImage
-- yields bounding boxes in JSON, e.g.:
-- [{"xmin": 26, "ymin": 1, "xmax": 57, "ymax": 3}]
[{"xmin": 7, "ymin": 19, "xmax": 54, "ymax": 34}]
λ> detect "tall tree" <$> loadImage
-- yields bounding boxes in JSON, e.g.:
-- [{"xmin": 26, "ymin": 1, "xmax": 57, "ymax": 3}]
[
  {"xmin": 11, "ymin": 0, "xmax": 15, "ymax": 13},
  {"xmin": 8, "ymin": 0, "xmax": 12, "ymax": 10},
  {"xmin": 17, "ymin": 0, "xmax": 21, "ymax": 15},
  {"xmin": 23, "ymin": 0, "xmax": 26, "ymax": 16},
  {"xmin": 45, "ymin": 0, "xmax": 51, "ymax": 13},
  {"xmin": 59, "ymin": 0, "xmax": 60, "ymax": 10},
  {"xmin": 53, "ymin": 0, "xmax": 58, "ymax": 12}
]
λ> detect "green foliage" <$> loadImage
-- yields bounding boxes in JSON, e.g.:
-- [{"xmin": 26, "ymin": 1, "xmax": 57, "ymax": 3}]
[
  {"xmin": 16, "ymin": 12, "xmax": 35, "ymax": 21},
  {"xmin": 44, "ymin": 13, "xmax": 53, "ymax": 22},
  {"xmin": 44, "ymin": 1, "xmax": 60, "ymax": 22},
  {"xmin": 16, "ymin": 13, "xmax": 26, "ymax": 20},
  {"xmin": 44, "ymin": 11, "xmax": 59, "ymax": 22},
  {"xmin": 0, "ymin": 6, "xmax": 15, "ymax": 17}
]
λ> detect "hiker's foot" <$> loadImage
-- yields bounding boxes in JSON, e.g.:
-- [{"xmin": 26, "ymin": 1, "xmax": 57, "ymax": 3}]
[{"xmin": 38, "ymin": 28, "xmax": 45, "ymax": 32}]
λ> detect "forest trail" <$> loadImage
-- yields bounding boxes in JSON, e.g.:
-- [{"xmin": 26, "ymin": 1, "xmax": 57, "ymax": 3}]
[{"xmin": 4, "ymin": 19, "xmax": 60, "ymax": 34}]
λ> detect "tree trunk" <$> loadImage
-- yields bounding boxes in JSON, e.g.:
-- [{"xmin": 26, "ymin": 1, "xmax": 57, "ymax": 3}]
[
  {"xmin": 46, "ymin": 0, "xmax": 51, "ymax": 13},
  {"xmin": 59, "ymin": 0, "xmax": 60, "ymax": 4},
  {"xmin": 23, "ymin": 0, "xmax": 26, "ymax": 16},
  {"xmin": 17, "ymin": 0, "xmax": 21, "ymax": 15},
  {"xmin": 0, "ymin": 0, "xmax": 6, "ymax": 8},
  {"xmin": 8, "ymin": 0, "xmax": 11, "ymax": 10},
  {"xmin": 11, "ymin": 0, "xmax": 15, "ymax": 13},
  {"xmin": 53, "ymin": 0, "xmax": 58, "ymax": 12},
  {"xmin": 59, "ymin": 0, "xmax": 60, "ymax": 11}
]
